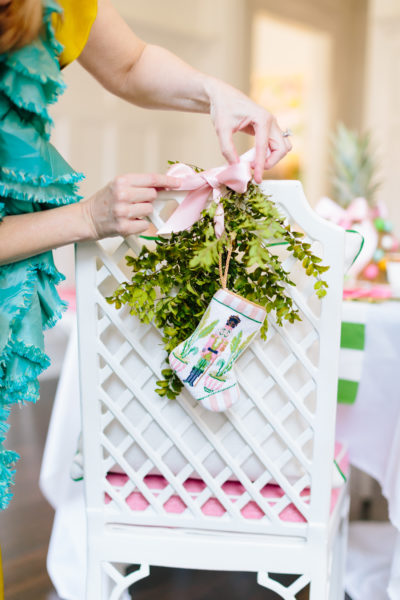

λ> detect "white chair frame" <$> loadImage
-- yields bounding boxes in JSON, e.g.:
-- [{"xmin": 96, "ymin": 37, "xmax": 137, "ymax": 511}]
[{"xmin": 76, "ymin": 180, "xmax": 348, "ymax": 600}]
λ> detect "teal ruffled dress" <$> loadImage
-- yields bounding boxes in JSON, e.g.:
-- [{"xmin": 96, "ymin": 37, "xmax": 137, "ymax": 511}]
[{"xmin": 0, "ymin": 0, "xmax": 83, "ymax": 509}]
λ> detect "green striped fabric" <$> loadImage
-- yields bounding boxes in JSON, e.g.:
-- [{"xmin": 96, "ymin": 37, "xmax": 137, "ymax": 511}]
[{"xmin": 337, "ymin": 302, "xmax": 368, "ymax": 404}]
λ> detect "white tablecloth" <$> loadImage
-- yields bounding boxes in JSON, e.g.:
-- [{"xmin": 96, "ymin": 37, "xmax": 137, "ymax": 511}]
[
  {"xmin": 336, "ymin": 301, "xmax": 400, "ymax": 600},
  {"xmin": 39, "ymin": 301, "xmax": 400, "ymax": 600}
]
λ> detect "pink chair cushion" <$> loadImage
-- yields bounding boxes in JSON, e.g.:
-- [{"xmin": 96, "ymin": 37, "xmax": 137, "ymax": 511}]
[{"xmin": 105, "ymin": 442, "xmax": 349, "ymax": 523}]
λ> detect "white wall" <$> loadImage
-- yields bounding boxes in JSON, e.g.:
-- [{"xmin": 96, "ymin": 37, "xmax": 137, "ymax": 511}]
[{"xmin": 250, "ymin": 13, "xmax": 332, "ymax": 204}]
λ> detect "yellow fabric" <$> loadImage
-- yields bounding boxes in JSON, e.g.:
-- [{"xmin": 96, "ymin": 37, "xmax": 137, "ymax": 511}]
[{"xmin": 52, "ymin": 0, "xmax": 98, "ymax": 68}]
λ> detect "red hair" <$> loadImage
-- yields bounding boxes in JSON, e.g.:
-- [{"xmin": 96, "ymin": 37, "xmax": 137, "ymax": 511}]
[{"xmin": 0, "ymin": 0, "xmax": 43, "ymax": 54}]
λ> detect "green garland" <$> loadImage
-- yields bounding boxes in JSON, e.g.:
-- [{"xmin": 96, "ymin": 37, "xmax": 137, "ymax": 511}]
[{"xmin": 108, "ymin": 179, "xmax": 328, "ymax": 401}]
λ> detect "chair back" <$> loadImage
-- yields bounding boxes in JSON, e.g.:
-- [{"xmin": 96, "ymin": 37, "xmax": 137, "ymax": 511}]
[{"xmin": 76, "ymin": 180, "xmax": 344, "ymax": 539}]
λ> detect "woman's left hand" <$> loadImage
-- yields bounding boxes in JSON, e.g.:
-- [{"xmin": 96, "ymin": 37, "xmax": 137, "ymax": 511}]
[{"xmin": 205, "ymin": 78, "xmax": 292, "ymax": 183}]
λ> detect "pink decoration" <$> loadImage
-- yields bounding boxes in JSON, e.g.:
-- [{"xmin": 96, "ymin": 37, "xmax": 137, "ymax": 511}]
[
  {"xmin": 363, "ymin": 263, "xmax": 379, "ymax": 280},
  {"xmin": 158, "ymin": 148, "xmax": 262, "ymax": 238},
  {"xmin": 392, "ymin": 238, "xmax": 400, "ymax": 252},
  {"xmin": 316, "ymin": 197, "xmax": 378, "ymax": 279},
  {"xmin": 316, "ymin": 196, "xmax": 369, "ymax": 230},
  {"xmin": 343, "ymin": 285, "xmax": 392, "ymax": 300}
]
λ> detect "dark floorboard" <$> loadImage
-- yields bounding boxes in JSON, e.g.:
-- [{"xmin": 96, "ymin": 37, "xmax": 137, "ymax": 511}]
[
  {"xmin": 1, "ymin": 379, "xmax": 59, "ymax": 600},
  {"xmin": 0, "ymin": 379, "xmax": 353, "ymax": 600}
]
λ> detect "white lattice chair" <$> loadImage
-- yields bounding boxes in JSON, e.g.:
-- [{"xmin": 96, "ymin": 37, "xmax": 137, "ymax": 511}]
[{"xmin": 76, "ymin": 180, "xmax": 348, "ymax": 600}]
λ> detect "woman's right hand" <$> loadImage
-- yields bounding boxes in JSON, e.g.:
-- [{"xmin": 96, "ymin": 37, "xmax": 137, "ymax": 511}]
[{"xmin": 82, "ymin": 173, "xmax": 181, "ymax": 240}]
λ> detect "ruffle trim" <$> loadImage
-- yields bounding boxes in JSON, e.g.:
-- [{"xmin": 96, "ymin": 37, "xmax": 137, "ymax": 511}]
[
  {"xmin": 0, "ymin": 257, "xmax": 66, "ymax": 285},
  {"xmin": 0, "ymin": 259, "xmax": 67, "ymax": 508},
  {"xmin": 4, "ymin": 262, "xmax": 41, "ymax": 330},
  {"xmin": 1, "ymin": 341, "xmax": 50, "ymax": 395},
  {"xmin": 0, "ymin": 260, "xmax": 64, "ymax": 386},
  {"xmin": 0, "ymin": 179, "xmax": 83, "ymax": 206},
  {"xmin": 43, "ymin": 298, "xmax": 68, "ymax": 331},
  {"xmin": 1, "ymin": 378, "xmax": 40, "ymax": 407},
  {"xmin": 0, "ymin": 54, "xmax": 66, "ymax": 105},
  {"xmin": 0, "ymin": 166, "xmax": 84, "ymax": 188},
  {"xmin": 43, "ymin": 0, "xmax": 65, "ymax": 57},
  {"xmin": 0, "ymin": 70, "xmax": 53, "ymax": 128},
  {"xmin": 0, "ymin": 444, "xmax": 19, "ymax": 510},
  {"xmin": 0, "ymin": 407, "xmax": 11, "ymax": 436}
]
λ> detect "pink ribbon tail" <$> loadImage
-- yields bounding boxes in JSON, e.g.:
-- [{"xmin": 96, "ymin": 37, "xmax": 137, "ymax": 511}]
[{"xmin": 158, "ymin": 184, "xmax": 212, "ymax": 235}]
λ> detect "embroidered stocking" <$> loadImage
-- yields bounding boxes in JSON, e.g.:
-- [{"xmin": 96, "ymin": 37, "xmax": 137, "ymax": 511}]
[{"xmin": 169, "ymin": 288, "xmax": 266, "ymax": 411}]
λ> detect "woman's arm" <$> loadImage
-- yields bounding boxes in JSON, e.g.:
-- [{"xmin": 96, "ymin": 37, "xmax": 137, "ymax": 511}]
[
  {"xmin": 0, "ymin": 173, "xmax": 180, "ymax": 266},
  {"xmin": 78, "ymin": 0, "xmax": 291, "ymax": 183},
  {"xmin": 0, "ymin": 202, "xmax": 91, "ymax": 266}
]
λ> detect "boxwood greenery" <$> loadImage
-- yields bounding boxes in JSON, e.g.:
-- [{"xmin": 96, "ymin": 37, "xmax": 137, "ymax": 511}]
[{"xmin": 107, "ymin": 179, "xmax": 328, "ymax": 400}]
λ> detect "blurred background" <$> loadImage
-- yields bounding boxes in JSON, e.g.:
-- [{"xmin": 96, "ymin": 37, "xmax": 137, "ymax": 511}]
[{"xmin": 51, "ymin": 0, "xmax": 400, "ymax": 287}]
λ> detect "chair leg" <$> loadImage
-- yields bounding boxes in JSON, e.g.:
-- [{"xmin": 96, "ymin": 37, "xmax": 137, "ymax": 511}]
[
  {"xmin": 329, "ymin": 512, "xmax": 349, "ymax": 599},
  {"xmin": 87, "ymin": 559, "xmax": 149, "ymax": 600},
  {"xmin": 86, "ymin": 552, "xmax": 103, "ymax": 600},
  {"xmin": 119, "ymin": 564, "xmax": 150, "ymax": 600},
  {"xmin": 85, "ymin": 554, "xmax": 126, "ymax": 600},
  {"xmin": 257, "ymin": 571, "xmax": 299, "ymax": 600},
  {"xmin": 309, "ymin": 556, "xmax": 330, "ymax": 600}
]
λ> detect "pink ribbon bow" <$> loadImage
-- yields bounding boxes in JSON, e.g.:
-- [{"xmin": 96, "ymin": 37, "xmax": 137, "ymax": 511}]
[
  {"xmin": 315, "ymin": 196, "xmax": 370, "ymax": 229},
  {"xmin": 158, "ymin": 148, "xmax": 257, "ymax": 238},
  {"xmin": 315, "ymin": 196, "xmax": 378, "ymax": 279}
]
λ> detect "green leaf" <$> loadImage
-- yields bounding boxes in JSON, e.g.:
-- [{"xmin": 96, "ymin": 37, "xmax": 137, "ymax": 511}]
[
  {"xmin": 198, "ymin": 319, "xmax": 218, "ymax": 338},
  {"xmin": 156, "ymin": 380, "xmax": 169, "ymax": 388}
]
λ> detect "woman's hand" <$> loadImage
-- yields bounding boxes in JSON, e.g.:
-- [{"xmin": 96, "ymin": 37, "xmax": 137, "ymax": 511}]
[
  {"xmin": 205, "ymin": 78, "xmax": 292, "ymax": 183},
  {"xmin": 82, "ymin": 173, "xmax": 181, "ymax": 239},
  {"xmin": 0, "ymin": 173, "xmax": 181, "ymax": 266},
  {"xmin": 0, "ymin": 174, "xmax": 180, "ymax": 265},
  {"xmin": 79, "ymin": 3, "xmax": 291, "ymax": 182}
]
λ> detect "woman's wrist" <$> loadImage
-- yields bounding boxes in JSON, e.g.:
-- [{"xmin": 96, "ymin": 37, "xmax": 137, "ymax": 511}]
[
  {"xmin": 53, "ymin": 201, "xmax": 98, "ymax": 244},
  {"xmin": 78, "ymin": 199, "xmax": 100, "ymax": 241},
  {"xmin": 201, "ymin": 75, "xmax": 218, "ymax": 111},
  {"xmin": 0, "ymin": 201, "xmax": 97, "ymax": 266},
  {"xmin": 191, "ymin": 71, "xmax": 212, "ymax": 113}
]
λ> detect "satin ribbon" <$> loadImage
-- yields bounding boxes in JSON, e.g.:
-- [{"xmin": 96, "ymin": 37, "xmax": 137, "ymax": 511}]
[{"xmin": 158, "ymin": 148, "xmax": 258, "ymax": 238}]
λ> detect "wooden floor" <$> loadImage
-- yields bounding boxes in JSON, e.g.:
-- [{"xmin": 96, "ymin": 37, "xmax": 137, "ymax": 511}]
[
  {"xmin": 0, "ymin": 379, "xmax": 353, "ymax": 600},
  {"xmin": 1, "ymin": 379, "xmax": 59, "ymax": 600}
]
